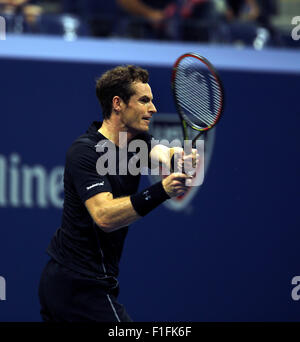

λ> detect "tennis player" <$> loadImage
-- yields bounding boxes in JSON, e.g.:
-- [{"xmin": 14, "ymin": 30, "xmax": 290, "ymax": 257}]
[{"xmin": 38, "ymin": 65, "xmax": 194, "ymax": 322}]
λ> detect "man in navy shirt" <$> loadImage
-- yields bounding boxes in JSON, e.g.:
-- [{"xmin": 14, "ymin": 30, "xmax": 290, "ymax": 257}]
[{"xmin": 38, "ymin": 65, "xmax": 194, "ymax": 322}]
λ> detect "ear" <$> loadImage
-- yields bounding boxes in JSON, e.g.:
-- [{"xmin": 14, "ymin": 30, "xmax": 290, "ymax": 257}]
[{"xmin": 112, "ymin": 96, "xmax": 123, "ymax": 113}]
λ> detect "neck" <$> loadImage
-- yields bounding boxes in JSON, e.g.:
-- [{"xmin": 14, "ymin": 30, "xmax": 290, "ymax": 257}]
[{"xmin": 98, "ymin": 118, "xmax": 136, "ymax": 148}]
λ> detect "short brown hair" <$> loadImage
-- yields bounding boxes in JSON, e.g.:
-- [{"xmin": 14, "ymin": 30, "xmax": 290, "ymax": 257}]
[{"xmin": 96, "ymin": 65, "xmax": 149, "ymax": 120}]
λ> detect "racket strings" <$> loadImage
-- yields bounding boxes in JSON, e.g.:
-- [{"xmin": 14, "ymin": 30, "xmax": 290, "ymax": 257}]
[
  {"xmin": 177, "ymin": 67, "xmax": 219, "ymax": 125},
  {"xmin": 177, "ymin": 84, "xmax": 216, "ymax": 126},
  {"xmin": 177, "ymin": 77, "xmax": 216, "ymax": 126},
  {"xmin": 175, "ymin": 57, "xmax": 222, "ymax": 129}
]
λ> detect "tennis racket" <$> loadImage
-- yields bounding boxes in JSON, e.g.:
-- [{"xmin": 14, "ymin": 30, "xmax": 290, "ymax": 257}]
[{"xmin": 172, "ymin": 52, "xmax": 224, "ymax": 149}]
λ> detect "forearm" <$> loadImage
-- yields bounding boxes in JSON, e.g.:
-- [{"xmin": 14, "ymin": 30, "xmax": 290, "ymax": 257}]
[
  {"xmin": 98, "ymin": 182, "xmax": 170, "ymax": 231},
  {"xmin": 95, "ymin": 195, "xmax": 141, "ymax": 232},
  {"xmin": 150, "ymin": 144, "xmax": 182, "ymax": 173},
  {"xmin": 89, "ymin": 180, "xmax": 173, "ymax": 232},
  {"xmin": 117, "ymin": 0, "xmax": 159, "ymax": 20}
]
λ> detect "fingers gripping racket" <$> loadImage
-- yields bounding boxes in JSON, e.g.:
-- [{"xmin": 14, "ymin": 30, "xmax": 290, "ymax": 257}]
[{"xmin": 172, "ymin": 53, "xmax": 224, "ymax": 148}]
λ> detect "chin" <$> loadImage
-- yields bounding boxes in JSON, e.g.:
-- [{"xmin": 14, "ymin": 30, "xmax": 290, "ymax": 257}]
[
  {"xmin": 137, "ymin": 125, "xmax": 149, "ymax": 133},
  {"xmin": 128, "ymin": 123, "xmax": 150, "ymax": 136},
  {"xmin": 142, "ymin": 125, "xmax": 149, "ymax": 131}
]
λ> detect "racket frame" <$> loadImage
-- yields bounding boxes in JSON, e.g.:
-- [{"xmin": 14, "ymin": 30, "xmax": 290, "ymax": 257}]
[{"xmin": 171, "ymin": 52, "xmax": 224, "ymax": 145}]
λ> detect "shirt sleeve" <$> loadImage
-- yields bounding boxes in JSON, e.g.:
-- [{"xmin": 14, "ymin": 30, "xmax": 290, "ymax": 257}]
[{"xmin": 66, "ymin": 142, "xmax": 112, "ymax": 203}]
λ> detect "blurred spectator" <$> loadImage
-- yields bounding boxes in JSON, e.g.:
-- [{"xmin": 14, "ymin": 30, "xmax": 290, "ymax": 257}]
[
  {"xmin": 256, "ymin": 0, "xmax": 278, "ymax": 34},
  {"xmin": 225, "ymin": 0, "xmax": 278, "ymax": 29},
  {"xmin": 23, "ymin": 4, "xmax": 42, "ymax": 32},
  {"xmin": 0, "ymin": 0, "xmax": 42, "ymax": 33},
  {"xmin": 0, "ymin": 0, "xmax": 289, "ymax": 49},
  {"xmin": 116, "ymin": 0, "xmax": 174, "ymax": 39},
  {"xmin": 219, "ymin": 0, "xmax": 278, "ymax": 47},
  {"xmin": 62, "ymin": 0, "xmax": 117, "ymax": 37},
  {"xmin": 224, "ymin": 0, "xmax": 260, "ymax": 22},
  {"xmin": 116, "ymin": 0, "xmax": 219, "ymax": 41},
  {"xmin": 116, "ymin": 0, "xmax": 171, "ymax": 25},
  {"xmin": 180, "ymin": 0, "xmax": 219, "ymax": 42}
]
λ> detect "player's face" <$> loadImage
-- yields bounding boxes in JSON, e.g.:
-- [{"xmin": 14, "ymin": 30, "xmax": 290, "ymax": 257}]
[{"xmin": 120, "ymin": 82, "xmax": 157, "ymax": 134}]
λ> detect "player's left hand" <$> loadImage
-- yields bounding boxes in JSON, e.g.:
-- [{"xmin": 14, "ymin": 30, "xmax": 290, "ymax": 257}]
[{"xmin": 173, "ymin": 148, "xmax": 200, "ymax": 177}]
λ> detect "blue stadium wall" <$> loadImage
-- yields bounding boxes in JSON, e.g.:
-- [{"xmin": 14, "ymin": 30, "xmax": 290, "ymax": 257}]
[{"xmin": 0, "ymin": 35, "xmax": 300, "ymax": 322}]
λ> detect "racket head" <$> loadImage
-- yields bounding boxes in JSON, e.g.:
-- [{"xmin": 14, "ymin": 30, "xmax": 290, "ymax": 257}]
[{"xmin": 172, "ymin": 52, "xmax": 224, "ymax": 138}]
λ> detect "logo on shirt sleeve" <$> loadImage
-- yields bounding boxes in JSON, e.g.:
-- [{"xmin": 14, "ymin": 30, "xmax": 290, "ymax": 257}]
[{"xmin": 86, "ymin": 181, "xmax": 104, "ymax": 190}]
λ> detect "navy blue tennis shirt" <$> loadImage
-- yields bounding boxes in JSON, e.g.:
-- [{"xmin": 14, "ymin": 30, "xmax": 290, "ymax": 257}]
[{"xmin": 47, "ymin": 121, "xmax": 153, "ymax": 280}]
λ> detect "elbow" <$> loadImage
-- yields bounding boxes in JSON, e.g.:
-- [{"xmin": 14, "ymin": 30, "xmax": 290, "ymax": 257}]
[
  {"xmin": 95, "ymin": 218, "xmax": 115, "ymax": 233},
  {"xmin": 94, "ymin": 211, "xmax": 118, "ymax": 233}
]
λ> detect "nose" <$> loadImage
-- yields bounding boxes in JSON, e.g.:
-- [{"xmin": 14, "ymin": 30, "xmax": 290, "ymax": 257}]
[{"xmin": 149, "ymin": 102, "xmax": 157, "ymax": 114}]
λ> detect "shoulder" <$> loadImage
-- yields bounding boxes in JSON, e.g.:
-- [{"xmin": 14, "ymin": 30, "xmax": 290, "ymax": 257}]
[
  {"xmin": 66, "ymin": 133, "xmax": 106, "ymax": 167},
  {"xmin": 67, "ymin": 134, "xmax": 94, "ymax": 155}
]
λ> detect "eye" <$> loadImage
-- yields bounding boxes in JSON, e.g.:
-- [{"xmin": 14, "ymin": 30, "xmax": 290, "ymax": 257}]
[{"xmin": 139, "ymin": 97, "xmax": 151, "ymax": 103}]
